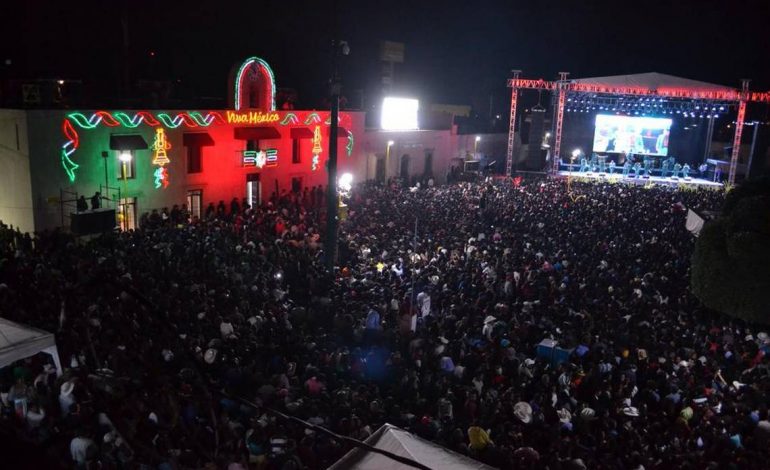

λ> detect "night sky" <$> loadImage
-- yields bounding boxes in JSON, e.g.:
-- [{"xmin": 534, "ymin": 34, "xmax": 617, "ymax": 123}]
[{"xmin": 3, "ymin": 0, "xmax": 769, "ymax": 112}]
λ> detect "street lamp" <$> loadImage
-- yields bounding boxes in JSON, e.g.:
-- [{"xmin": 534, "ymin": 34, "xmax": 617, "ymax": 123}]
[
  {"xmin": 118, "ymin": 151, "xmax": 132, "ymax": 230},
  {"xmin": 474, "ymin": 136, "xmax": 481, "ymax": 159}
]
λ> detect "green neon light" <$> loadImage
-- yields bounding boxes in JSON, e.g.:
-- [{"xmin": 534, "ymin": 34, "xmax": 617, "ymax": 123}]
[
  {"xmin": 279, "ymin": 113, "xmax": 299, "ymax": 125},
  {"xmin": 61, "ymin": 149, "xmax": 79, "ymax": 182},
  {"xmin": 188, "ymin": 111, "xmax": 213, "ymax": 126},
  {"xmin": 346, "ymin": 130, "xmax": 354, "ymax": 156},
  {"xmin": 67, "ymin": 112, "xmax": 101, "ymax": 129},
  {"xmin": 156, "ymin": 113, "xmax": 183, "ymax": 128},
  {"xmin": 234, "ymin": 56, "xmax": 276, "ymax": 111},
  {"xmin": 113, "ymin": 112, "xmax": 143, "ymax": 128}
]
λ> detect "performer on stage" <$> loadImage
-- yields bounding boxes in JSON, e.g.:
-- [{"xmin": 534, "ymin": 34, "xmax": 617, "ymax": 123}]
[
  {"xmin": 589, "ymin": 153, "xmax": 598, "ymax": 172},
  {"xmin": 608, "ymin": 160, "xmax": 616, "ymax": 174},
  {"xmin": 622, "ymin": 160, "xmax": 632, "ymax": 178},
  {"xmin": 642, "ymin": 156, "xmax": 653, "ymax": 178},
  {"xmin": 672, "ymin": 163, "xmax": 682, "ymax": 179},
  {"xmin": 661, "ymin": 158, "xmax": 672, "ymax": 178}
]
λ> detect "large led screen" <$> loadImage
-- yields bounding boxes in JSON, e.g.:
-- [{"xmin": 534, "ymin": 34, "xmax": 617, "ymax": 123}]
[{"xmin": 593, "ymin": 115, "xmax": 672, "ymax": 156}]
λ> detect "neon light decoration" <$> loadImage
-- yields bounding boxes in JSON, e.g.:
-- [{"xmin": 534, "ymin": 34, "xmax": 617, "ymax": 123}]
[
  {"xmin": 226, "ymin": 110, "xmax": 280, "ymax": 124},
  {"xmin": 243, "ymin": 149, "xmax": 278, "ymax": 168},
  {"xmin": 279, "ymin": 113, "xmax": 299, "ymax": 125},
  {"xmin": 151, "ymin": 128, "xmax": 171, "ymax": 166},
  {"xmin": 151, "ymin": 128, "xmax": 172, "ymax": 189},
  {"xmin": 304, "ymin": 113, "xmax": 322, "ymax": 125},
  {"xmin": 61, "ymin": 119, "xmax": 80, "ymax": 182},
  {"xmin": 265, "ymin": 148, "xmax": 278, "ymax": 167},
  {"xmin": 61, "ymin": 111, "xmax": 225, "ymax": 181},
  {"xmin": 234, "ymin": 57, "xmax": 277, "ymax": 111},
  {"xmin": 346, "ymin": 129, "xmax": 354, "ymax": 157},
  {"xmin": 153, "ymin": 167, "xmax": 169, "ymax": 189},
  {"xmin": 311, "ymin": 126, "xmax": 322, "ymax": 171}
]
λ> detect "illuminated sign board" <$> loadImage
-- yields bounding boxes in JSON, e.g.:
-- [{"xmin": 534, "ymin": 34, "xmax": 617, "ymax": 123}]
[{"xmin": 226, "ymin": 110, "xmax": 280, "ymax": 124}]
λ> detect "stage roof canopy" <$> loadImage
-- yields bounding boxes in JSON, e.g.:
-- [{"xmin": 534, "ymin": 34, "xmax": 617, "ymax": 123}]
[{"xmin": 570, "ymin": 72, "xmax": 737, "ymax": 94}]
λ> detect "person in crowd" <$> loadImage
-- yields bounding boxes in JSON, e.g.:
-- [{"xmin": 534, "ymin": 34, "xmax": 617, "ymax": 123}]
[
  {"xmin": 76, "ymin": 195, "xmax": 88, "ymax": 212},
  {"xmin": 90, "ymin": 192, "xmax": 101, "ymax": 210},
  {"xmin": 0, "ymin": 178, "xmax": 766, "ymax": 469}
]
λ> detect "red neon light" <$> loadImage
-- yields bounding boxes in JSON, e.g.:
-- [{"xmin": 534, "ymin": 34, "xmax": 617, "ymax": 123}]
[
  {"xmin": 95, "ymin": 111, "xmax": 120, "ymax": 126},
  {"xmin": 137, "ymin": 111, "xmax": 160, "ymax": 126},
  {"xmin": 508, "ymin": 77, "xmax": 747, "ymax": 101},
  {"xmin": 62, "ymin": 119, "xmax": 79, "ymax": 148}
]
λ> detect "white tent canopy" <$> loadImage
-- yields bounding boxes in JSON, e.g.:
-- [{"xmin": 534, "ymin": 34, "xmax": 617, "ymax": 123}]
[
  {"xmin": 0, "ymin": 317, "xmax": 62, "ymax": 376},
  {"xmin": 329, "ymin": 423, "xmax": 496, "ymax": 470}
]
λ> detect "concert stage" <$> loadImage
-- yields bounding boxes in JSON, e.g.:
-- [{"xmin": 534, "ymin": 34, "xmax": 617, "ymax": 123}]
[{"xmin": 555, "ymin": 170, "xmax": 724, "ymax": 188}]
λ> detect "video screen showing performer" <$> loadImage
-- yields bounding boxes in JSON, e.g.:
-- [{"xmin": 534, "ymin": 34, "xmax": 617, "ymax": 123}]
[{"xmin": 593, "ymin": 115, "xmax": 672, "ymax": 156}]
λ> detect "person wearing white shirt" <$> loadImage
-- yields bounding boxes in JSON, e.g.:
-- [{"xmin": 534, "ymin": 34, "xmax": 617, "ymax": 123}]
[{"xmin": 70, "ymin": 435, "xmax": 96, "ymax": 467}]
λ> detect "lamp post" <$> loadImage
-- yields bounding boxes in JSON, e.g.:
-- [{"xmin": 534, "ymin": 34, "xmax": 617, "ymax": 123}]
[
  {"xmin": 325, "ymin": 37, "xmax": 349, "ymax": 272},
  {"xmin": 386, "ymin": 140, "xmax": 394, "ymax": 180},
  {"xmin": 474, "ymin": 135, "xmax": 481, "ymax": 159},
  {"xmin": 118, "ymin": 151, "xmax": 131, "ymax": 230}
]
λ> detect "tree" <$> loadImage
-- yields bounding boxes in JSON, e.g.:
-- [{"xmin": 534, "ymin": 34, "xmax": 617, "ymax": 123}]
[{"xmin": 691, "ymin": 177, "xmax": 770, "ymax": 323}]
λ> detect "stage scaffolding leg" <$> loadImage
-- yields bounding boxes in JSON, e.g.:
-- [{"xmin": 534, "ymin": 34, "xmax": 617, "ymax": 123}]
[
  {"xmin": 552, "ymin": 72, "xmax": 569, "ymax": 173},
  {"xmin": 728, "ymin": 80, "xmax": 750, "ymax": 186},
  {"xmin": 505, "ymin": 70, "xmax": 521, "ymax": 177},
  {"xmin": 728, "ymin": 100, "xmax": 747, "ymax": 186}
]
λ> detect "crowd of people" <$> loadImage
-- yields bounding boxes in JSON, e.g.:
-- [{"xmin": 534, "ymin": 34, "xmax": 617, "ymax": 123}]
[{"xmin": 2, "ymin": 177, "xmax": 770, "ymax": 469}]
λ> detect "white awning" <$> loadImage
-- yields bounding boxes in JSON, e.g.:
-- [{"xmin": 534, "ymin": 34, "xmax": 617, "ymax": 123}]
[
  {"xmin": 0, "ymin": 317, "xmax": 62, "ymax": 376},
  {"xmin": 329, "ymin": 423, "xmax": 495, "ymax": 470}
]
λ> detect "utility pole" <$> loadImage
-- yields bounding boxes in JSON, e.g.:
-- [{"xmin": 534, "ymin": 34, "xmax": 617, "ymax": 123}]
[
  {"xmin": 325, "ymin": 0, "xmax": 347, "ymax": 272},
  {"xmin": 326, "ymin": 48, "xmax": 340, "ymax": 272}
]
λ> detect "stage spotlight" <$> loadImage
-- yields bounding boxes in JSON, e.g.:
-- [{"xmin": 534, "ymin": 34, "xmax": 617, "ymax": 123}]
[
  {"xmin": 695, "ymin": 106, "xmax": 700, "ymax": 110},
  {"xmin": 719, "ymin": 106, "xmax": 724, "ymax": 111}
]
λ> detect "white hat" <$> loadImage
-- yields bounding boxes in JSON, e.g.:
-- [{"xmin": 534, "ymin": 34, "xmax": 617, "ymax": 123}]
[
  {"xmin": 484, "ymin": 315, "xmax": 497, "ymax": 324},
  {"xmin": 60, "ymin": 381, "xmax": 75, "ymax": 396},
  {"xmin": 204, "ymin": 348, "xmax": 218, "ymax": 364},
  {"xmin": 514, "ymin": 402, "xmax": 533, "ymax": 424},
  {"xmin": 622, "ymin": 407, "xmax": 640, "ymax": 417},
  {"xmin": 524, "ymin": 358, "xmax": 536, "ymax": 367}
]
